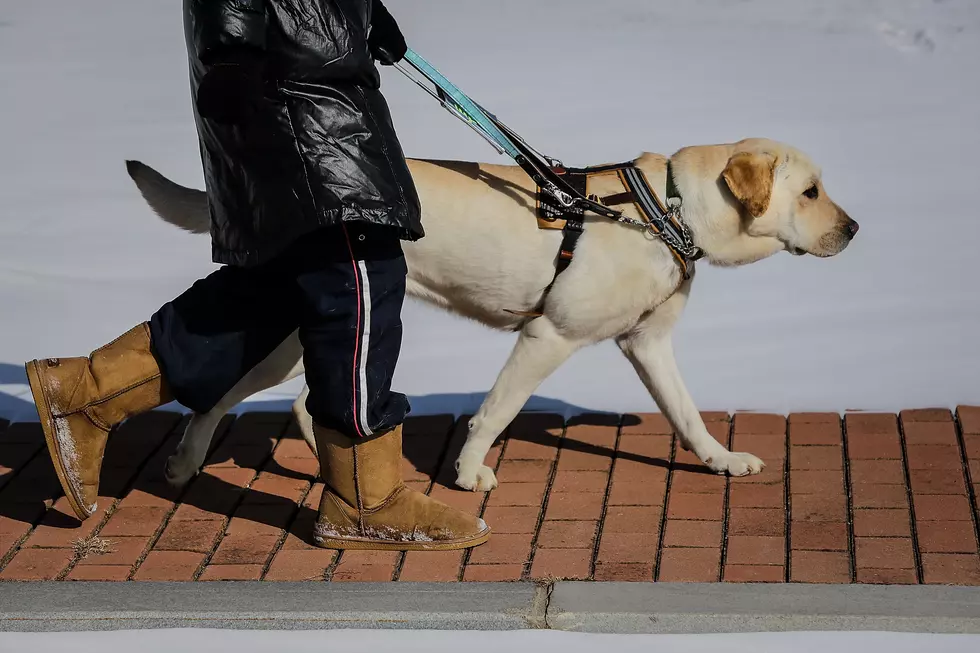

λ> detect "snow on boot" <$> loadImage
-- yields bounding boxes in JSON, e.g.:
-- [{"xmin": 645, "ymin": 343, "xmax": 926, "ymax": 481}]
[
  {"xmin": 313, "ymin": 424, "xmax": 491, "ymax": 550},
  {"xmin": 25, "ymin": 323, "xmax": 173, "ymax": 521}
]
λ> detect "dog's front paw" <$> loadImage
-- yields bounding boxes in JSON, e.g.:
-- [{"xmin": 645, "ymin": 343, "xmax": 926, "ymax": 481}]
[
  {"xmin": 708, "ymin": 451, "xmax": 766, "ymax": 477},
  {"xmin": 455, "ymin": 464, "xmax": 498, "ymax": 492}
]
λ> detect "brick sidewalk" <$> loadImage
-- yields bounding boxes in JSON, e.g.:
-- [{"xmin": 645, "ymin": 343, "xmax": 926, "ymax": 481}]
[{"xmin": 1, "ymin": 407, "xmax": 978, "ymax": 584}]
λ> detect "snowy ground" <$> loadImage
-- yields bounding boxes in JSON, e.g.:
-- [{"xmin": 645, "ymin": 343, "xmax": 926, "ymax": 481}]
[
  {"xmin": 2, "ymin": 630, "xmax": 980, "ymax": 653},
  {"xmin": 1, "ymin": 0, "xmax": 979, "ymax": 423}
]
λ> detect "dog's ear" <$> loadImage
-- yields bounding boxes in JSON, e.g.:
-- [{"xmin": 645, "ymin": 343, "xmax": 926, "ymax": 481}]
[{"xmin": 722, "ymin": 151, "xmax": 778, "ymax": 217}]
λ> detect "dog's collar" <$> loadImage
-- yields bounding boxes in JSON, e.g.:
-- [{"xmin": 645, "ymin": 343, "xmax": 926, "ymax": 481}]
[{"xmin": 666, "ymin": 159, "xmax": 681, "ymax": 206}]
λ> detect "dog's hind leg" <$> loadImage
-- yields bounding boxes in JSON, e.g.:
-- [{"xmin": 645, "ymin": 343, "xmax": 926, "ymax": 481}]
[
  {"xmin": 291, "ymin": 383, "xmax": 317, "ymax": 457},
  {"xmin": 455, "ymin": 316, "xmax": 582, "ymax": 491},
  {"xmin": 165, "ymin": 330, "xmax": 306, "ymax": 487},
  {"xmin": 616, "ymin": 299, "xmax": 765, "ymax": 477}
]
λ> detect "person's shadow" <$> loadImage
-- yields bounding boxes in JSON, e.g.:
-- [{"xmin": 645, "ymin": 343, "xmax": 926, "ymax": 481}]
[{"xmin": 0, "ymin": 392, "xmax": 710, "ymax": 548}]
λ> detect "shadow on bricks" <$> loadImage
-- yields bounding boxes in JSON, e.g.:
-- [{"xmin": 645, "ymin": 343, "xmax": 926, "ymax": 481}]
[
  {"xmin": 1, "ymin": 411, "xmax": 323, "ymax": 547},
  {"xmin": 1, "ymin": 398, "xmax": 709, "ymax": 545},
  {"xmin": 0, "ymin": 420, "xmax": 62, "ymax": 528},
  {"xmin": 425, "ymin": 411, "xmax": 710, "ymax": 492}
]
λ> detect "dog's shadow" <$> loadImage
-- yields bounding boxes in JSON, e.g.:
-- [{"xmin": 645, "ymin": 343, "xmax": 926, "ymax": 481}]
[
  {"xmin": 0, "ymin": 394, "xmax": 712, "ymax": 548},
  {"xmin": 423, "ymin": 407, "xmax": 714, "ymax": 492}
]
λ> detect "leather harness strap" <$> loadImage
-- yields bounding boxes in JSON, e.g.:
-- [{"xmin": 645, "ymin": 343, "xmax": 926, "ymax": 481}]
[
  {"xmin": 507, "ymin": 160, "xmax": 700, "ymax": 321},
  {"xmin": 617, "ymin": 163, "xmax": 696, "ymax": 278}
]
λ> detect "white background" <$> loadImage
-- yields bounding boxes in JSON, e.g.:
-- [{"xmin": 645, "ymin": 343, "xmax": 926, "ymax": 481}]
[
  {"xmin": 1, "ymin": 628, "xmax": 979, "ymax": 653},
  {"xmin": 1, "ymin": 0, "xmax": 978, "ymax": 423}
]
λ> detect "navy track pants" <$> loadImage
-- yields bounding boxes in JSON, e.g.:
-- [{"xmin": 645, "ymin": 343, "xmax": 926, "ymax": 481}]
[{"xmin": 148, "ymin": 222, "xmax": 410, "ymax": 438}]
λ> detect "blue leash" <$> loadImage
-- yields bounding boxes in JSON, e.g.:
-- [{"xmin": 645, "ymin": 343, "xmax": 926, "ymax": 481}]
[
  {"xmin": 394, "ymin": 49, "xmax": 624, "ymax": 220},
  {"xmin": 398, "ymin": 49, "xmax": 520, "ymax": 159}
]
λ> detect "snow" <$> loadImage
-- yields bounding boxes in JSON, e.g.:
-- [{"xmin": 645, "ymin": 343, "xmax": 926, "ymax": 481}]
[
  {"xmin": 2, "ymin": 0, "xmax": 979, "ymax": 424},
  {"xmin": 1, "ymin": 629, "xmax": 979, "ymax": 653}
]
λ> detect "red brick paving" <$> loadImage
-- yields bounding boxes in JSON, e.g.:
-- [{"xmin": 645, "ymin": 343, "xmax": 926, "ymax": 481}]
[
  {"xmin": 133, "ymin": 551, "xmax": 205, "ymax": 581},
  {"xmin": 399, "ymin": 550, "xmax": 464, "ymax": 582},
  {"xmin": 265, "ymin": 548, "xmax": 337, "ymax": 581},
  {"xmin": 724, "ymin": 564, "xmax": 786, "ymax": 583},
  {"xmin": 727, "ymin": 415, "xmax": 786, "ymax": 581},
  {"xmin": 1, "ymin": 406, "xmax": 979, "ymax": 585}
]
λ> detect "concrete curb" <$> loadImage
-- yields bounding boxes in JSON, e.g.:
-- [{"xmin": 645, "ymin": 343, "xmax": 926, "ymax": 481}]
[
  {"xmin": 2, "ymin": 581, "xmax": 980, "ymax": 633},
  {"xmin": 547, "ymin": 582, "xmax": 980, "ymax": 634},
  {"xmin": 0, "ymin": 582, "xmax": 544, "ymax": 632}
]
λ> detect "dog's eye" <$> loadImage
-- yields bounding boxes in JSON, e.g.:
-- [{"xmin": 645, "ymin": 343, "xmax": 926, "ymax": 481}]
[{"xmin": 803, "ymin": 184, "xmax": 819, "ymax": 200}]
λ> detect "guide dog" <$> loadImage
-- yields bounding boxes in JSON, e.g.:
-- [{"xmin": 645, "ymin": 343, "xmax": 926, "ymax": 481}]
[{"xmin": 126, "ymin": 137, "xmax": 858, "ymax": 493}]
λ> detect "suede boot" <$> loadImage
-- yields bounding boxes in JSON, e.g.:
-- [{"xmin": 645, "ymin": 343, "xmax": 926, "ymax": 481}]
[
  {"xmin": 313, "ymin": 424, "xmax": 490, "ymax": 550},
  {"xmin": 25, "ymin": 323, "xmax": 173, "ymax": 520}
]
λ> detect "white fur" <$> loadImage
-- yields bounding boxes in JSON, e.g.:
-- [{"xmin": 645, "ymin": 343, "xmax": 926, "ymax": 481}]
[{"xmin": 127, "ymin": 137, "xmax": 856, "ymax": 492}]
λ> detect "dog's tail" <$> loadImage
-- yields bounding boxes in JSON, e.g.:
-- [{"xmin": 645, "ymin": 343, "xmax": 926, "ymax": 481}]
[{"xmin": 125, "ymin": 160, "xmax": 210, "ymax": 234}]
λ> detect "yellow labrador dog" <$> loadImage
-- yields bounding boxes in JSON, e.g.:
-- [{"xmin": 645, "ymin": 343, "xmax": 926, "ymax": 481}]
[{"xmin": 127, "ymin": 137, "xmax": 858, "ymax": 492}]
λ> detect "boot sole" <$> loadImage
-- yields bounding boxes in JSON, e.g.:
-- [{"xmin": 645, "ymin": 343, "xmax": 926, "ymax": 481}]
[
  {"xmin": 25, "ymin": 360, "xmax": 92, "ymax": 522},
  {"xmin": 313, "ymin": 526, "xmax": 491, "ymax": 551}
]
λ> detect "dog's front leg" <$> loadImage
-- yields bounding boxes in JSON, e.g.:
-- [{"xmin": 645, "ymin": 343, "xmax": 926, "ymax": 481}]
[
  {"xmin": 456, "ymin": 316, "xmax": 582, "ymax": 491},
  {"xmin": 617, "ymin": 324, "xmax": 765, "ymax": 477}
]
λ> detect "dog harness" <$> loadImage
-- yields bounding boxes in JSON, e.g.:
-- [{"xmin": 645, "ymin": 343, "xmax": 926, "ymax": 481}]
[{"xmin": 503, "ymin": 160, "xmax": 703, "ymax": 319}]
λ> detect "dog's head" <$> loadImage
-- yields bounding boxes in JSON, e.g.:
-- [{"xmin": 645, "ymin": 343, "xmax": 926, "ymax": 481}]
[{"xmin": 719, "ymin": 139, "xmax": 858, "ymax": 259}]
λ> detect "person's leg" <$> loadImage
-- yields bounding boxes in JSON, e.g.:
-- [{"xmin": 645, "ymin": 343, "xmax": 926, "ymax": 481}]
[
  {"xmin": 26, "ymin": 256, "xmax": 300, "ymax": 521},
  {"xmin": 297, "ymin": 223, "xmax": 410, "ymax": 439},
  {"xmin": 295, "ymin": 222, "xmax": 490, "ymax": 550},
  {"xmin": 148, "ymin": 261, "xmax": 301, "ymax": 415}
]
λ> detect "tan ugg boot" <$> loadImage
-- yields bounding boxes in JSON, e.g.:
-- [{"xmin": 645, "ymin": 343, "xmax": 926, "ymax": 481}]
[
  {"xmin": 25, "ymin": 323, "xmax": 173, "ymax": 521},
  {"xmin": 313, "ymin": 424, "xmax": 491, "ymax": 550}
]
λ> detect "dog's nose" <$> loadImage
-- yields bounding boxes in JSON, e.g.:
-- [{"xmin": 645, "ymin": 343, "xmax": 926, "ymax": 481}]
[{"xmin": 845, "ymin": 219, "xmax": 859, "ymax": 238}]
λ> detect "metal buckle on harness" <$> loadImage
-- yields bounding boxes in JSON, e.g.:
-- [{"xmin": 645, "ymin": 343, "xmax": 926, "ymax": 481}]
[
  {"xmin": 647, "ymin": 216, "xmax": 667, "ymax": 235},
  {"xmin": 547, "ymin": 183, "xmax": 576, "ymax": 208},
  {"xmin": 546, "ymin": 156, "xmax": 565, "ymax": 170}
]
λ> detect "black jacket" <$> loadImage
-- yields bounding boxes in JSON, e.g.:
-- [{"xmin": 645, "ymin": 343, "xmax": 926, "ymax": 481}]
[{"xmin": 183, "ymin": 0, "xmax": 422, "ymax": 267}]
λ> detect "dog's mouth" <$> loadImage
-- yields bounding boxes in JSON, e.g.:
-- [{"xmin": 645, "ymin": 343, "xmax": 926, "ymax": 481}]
[{"xmin": 782, "ymin": 241, "xmax": 808, "ymax": 256}]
